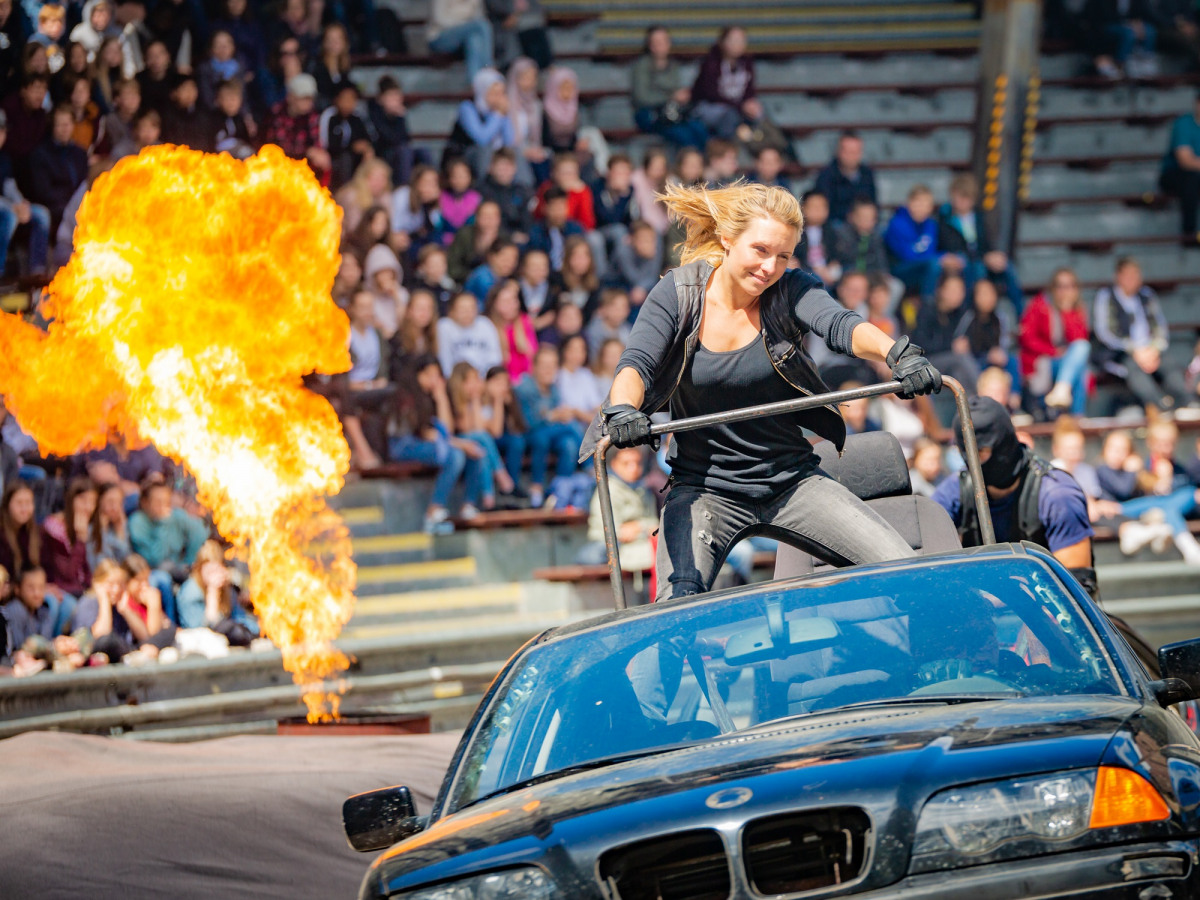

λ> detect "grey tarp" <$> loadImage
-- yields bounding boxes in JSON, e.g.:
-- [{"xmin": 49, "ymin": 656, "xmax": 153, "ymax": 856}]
[{"xmin": 0, "ymin": 730, "xmax": 460, "ymax": 899}]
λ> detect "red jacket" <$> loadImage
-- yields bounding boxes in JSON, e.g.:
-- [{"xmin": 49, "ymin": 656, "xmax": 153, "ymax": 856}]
[
  {"xmin": 534, "ymin": 181, "xmax": 596, "ymax": 231},
  {"xmin": 1018, "ymin": 293, "xmax": 1089, "ymax": 379}
]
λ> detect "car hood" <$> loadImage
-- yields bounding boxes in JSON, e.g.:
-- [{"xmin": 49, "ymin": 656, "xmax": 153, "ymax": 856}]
[{"xmin": 365, "ymin": 695, "xmax": 1140, "ymax": 896}]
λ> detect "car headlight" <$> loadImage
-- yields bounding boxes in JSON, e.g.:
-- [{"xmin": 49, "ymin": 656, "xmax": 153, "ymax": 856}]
[
  {"xmin": 399, "ymin": 867, "xmax": 557, "ymax": 900},
  {"xmin": 911, "ymin": 767, "xmax": 1170, "ymax": 873}
]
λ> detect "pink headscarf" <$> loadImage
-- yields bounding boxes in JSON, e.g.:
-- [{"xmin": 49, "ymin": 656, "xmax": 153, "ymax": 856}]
[{"xmin": 542, "ymin": 66, "xmax": 579, "ymax": 145}]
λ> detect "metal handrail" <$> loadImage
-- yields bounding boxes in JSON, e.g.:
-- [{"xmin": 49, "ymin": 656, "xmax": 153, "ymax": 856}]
[{"xmin": 592, "ymin": 377, "xmax": 993, "ymax": 610}]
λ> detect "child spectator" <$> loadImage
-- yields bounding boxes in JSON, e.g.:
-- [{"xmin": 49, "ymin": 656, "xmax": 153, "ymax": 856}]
[
  {"xmin": 938, "ymin": 172, "xmax": 1024, "ymax": 311},
  {"xmin": 576, "ymin": 447, "xmax": 657, "ymax": 569},
  {"xmin": 537, "ymin": 151, "xmax": 595, "ymax": 230},
  {"xmin": 30, "ymin": 3, "xmax": 66, "ymax": 75},
  {"xmin": 176, "ymin": 539, "xmax": 257, "ymax": 643},
  {"xmin": 1160, "ymin": 91, "xmax": 1200, "ymax": 246},
  {"xmin": 583, "ymin": 288, "xmax": 631, "ymax": 356},
  {"xmin": 346, "ymin": 288, "xmax": 391, "ymax": 391},
  {"xmin": 2, "ymin": 564, "xmax": 56, "ymax": 648},
  {"xmin": 611, "ymin": 220, "xmax": 664, "ymax": 309},
  {"xmin": 485, "ymin": 277, "xmax": 538, "ymax": 381},
  {"xmin": 366, "ymin": 75, "xmax": 415, "ymax": 185},
  {"xmin": 163, "ymin": 74, "xmax": 214, "ymax": 152},
  {"xmin": 1020, "ymin": 267, "xmax": 1091, "ymax": 415},
  {"xmin": 447, "ymin": 66, "xmax": 512, "ymax": 176},
  {"xmin": 631, "ymin": 147, "xmax": 670, "ymax": 234},
  {"xmin": 977, "ymin": 365, "xmax": 1016, "ymax": 411},
  {"xmin": 87, "ymin": 482, "xmax": 130, "ymax": 570},
  {"xmin": 527, "ymin": 185, "xmax": 583, "ymax": 270},
  {"xmin": 363, "ymin": 243, "xmax": 407, "ymax": 339},
  {"xmin": 109, "ymin": 106, "xmax": 160, "ymax": 160},
  {"xmin": 210, "ymin": 79, "xmax": 256, "ymax": 160},
  {"xmin": 392, "ymin": 288, "xmax": 439, "ymax": 368},
  {"xmin": 813, "ymin": 131, "xmax": 877, "ymax": 223},
  {"xmin": 592, "ymin": 336, "xmax": 623, "ymax": 399},
  {"xmin": 0, "ymin": 111, "xmax": 50, "ymax": 277},
  {"xmin": 962, "ymin": 279, "xmax": 1019, "ymax": 394},
  {"xmin": 28, "ymin": 105, "xmax": 87, "ymax": 231},
  {"xmin": 390, "ymin": 164, "xmax": 445, "ymax": 256},
  {"xmin": 795, "ymin": 190, "xmax": 842, "ymax": 286},
  {"xmin": 866, "ymin": 275, "xmax": 898, "ymax": 337},
  {"xmin": 71, "ymin": 0, "xmax": 120, "ymax": 64},
  {"xmin": 482, "ymin": 364, "xmax": 527, "ymax": 488},
  {"xmin": 831, "ymin": 197, "xmax": 890, "ymax": 279},
  {"xmin": 542, "ymin": 65, "xmax": 580, "ymax": 155},
  {"xmin": 65, "ymin": 75, "xmax": 100, "ymax": 151},
  {"xmin": 342, "ymin": 179, "xmax": 392, "ymax": 255},
  {"xmin": 41, "ymin": 477, "xmax": 96, "ymax": 626},
  {"xmin": 505, "ymin": 57, "xmax": 547, "ymax": 185},
  {"xmin": 347, "ymin": 206, "xmax": 390, "ymax": 268},
  {"xmin": 514, "ymin": 344, "xmax": 583, "ymax": 507},
  {"xmin": 448, "ymin": 199, "xmax": 505, "ymax": 285},
  {"xmin": 439, "ymin": 157, "xmax": 482, "ymax": 238},
  {"xmin": 537, "ymin": 300, "xmax": 582, "ymax": 348},
  {"xmin": 477, "ymin": 147, "xmax": 532, "ymax": 238},
  {"xmin": 197, "ymin": 29, "xmax": 244, "ymax": 109},
  {"xmin": 1093, "ymin": 256, "xmax": 1191, "ymax": 413},
  {"xmin": 90, "ymin": 38, "xmax": 129, "ymax": 111},
  {"xmin": 908, "ymin": 436, "xmax": 945, "ymax": 498},
  {"xmin": 1048, "ymin": 416, "xmax": 1111, "ymax": 521},
  {"xmin": 2, "ymin": 74, "xmax": 49, "ymax": 171},
  {"xmin": 0, "ymin": 482, "xmax": 39, "ymax": 583},
  {"xmin": 128, "ymin": 480, "xmax": 208, "ymax": 584},
  {"xmin": 437, "ymin": 289, "xmax": 503, "ymax": 376},
  {"xmin": 463, "ymin": 235, "xmax": 519, "ymax": 304},
  {"xmin": 689, "ymin": 26, "xmax": 761, "ymax": 141},
  {"xmin": 212, "ymin": 0, "xmax": 266, "ymax": 78},
  {"xmin": 750, "ymin": 146, "xmax": 788, "ymax": 189},
  {"xmin": 411, "ymin": 245, "xmax": 455, "ymax": 314},
  {"xmin": 703, "ymin": 138, "xmax": 740, "ymax": 187},
  {"xmin": 264, "ymin": 73, "xmax": 329, "ymax": 180},
  {"xmin": 554, "ymin": 234, "xmax": 601, "ymax": 316},
  {"xmin": 885, "ymin": 184, "xmax": 956, "ymax": 301},
  {"xmin": 319, "ymin": 82, "xmax": 372, "ymax": 191},
  {"xmin": 331, "ymin": 250, "xmax": 362, "ymax": 307},
  {"xmin": 556, "ymin": 333, "xmax": 604, "ymax": 420},
  {"xmin": 73, "ymin": 555, "xmax": 176, "ymax": 662},
  {"xmin": 518, "ymin": 248, "xmax": 555, "ymax": 330},
  {"xmin": 94, "ymin": 77, "xmax": 140, "ymax": 158},
  {"xmin": 631, "ymin": 25, "xmax": 707, "ymax": 148},
  {"xmin": 136, "ymin": 39, "xmax": 175, "ymax": 115},
  {"xmin": 592, "ymin": 153, "xmax": 637, "ymax": 248},
  {"xmin": 446, "ymin": 361, "xmax": 515, "ymax": 501},
  {"xmin": 312, "ymin": 22, "xmax": 352, "ymax": 102},
  {"xmin": 911, "ymin": 272, "xmax": 979, "ymax": 393}
]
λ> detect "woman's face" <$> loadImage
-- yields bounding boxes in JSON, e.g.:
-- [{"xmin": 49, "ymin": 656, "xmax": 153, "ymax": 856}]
[
  {"xmin": 1102, "ymin": 434, "xmax": 1132, "ymax": 469},
  {"xmin": 366, "ymin": 165, "xmax": 389, "ymax": 196},
  {"xmin": 71, "ymin": 78, "xmax": 91, "ymax": 108},
  {"xmin": 677, "ymin": 151, "xmax": 703, "ymax": 184},
  {"xmin": 522, "ymin": 252, "xmax": 549, "ymax": 284},
  {"xmin": 1051, "ymin": 272, "xmax": 1079, "ymax": 310},
  {"xmin": 647, "ymin": 28, "xmax": 671, "ymax": 58},
  {"xmin": 557, "ymin": 77, "xmax": 576, "ymax": 102},
  {"xmin": 407, "ymin": 292, "xmax": 435, "ymax": 327},
  {"xmin": 26, "ymin": 46, "xmax": 47, "ymax": 74},
  {"xmin": 368, "ymin": 209, "xmax": 389, "ymax": 238},
  {"xmin": 69, "ymin": 42, "xmax": 87, "ymax": 73},
  {"xmin": 914, "ymin": 445, "xmax": 942, "ymax": 481},
  {"xmin": 645, "ymin": 153, "xmax": 668, "ymax": 182},
  {"xmin": 494, "ymin": 285, "xmax": 520, "ymax": 320},
  {"xmin": 74, "ymin": 489, "xmax": 98, "ymax": 522},
  {"xmin": 227, "ymin": 0, "xmax": 247, "ymax": 17},
  {"xmin": 99, "ymin": 487, "xmax": 125, "ymax": 523},
  {"xmin": 567, "ymin": 244, "xmax": 591, "ymax": 276},
  {"xmin": 563, "ymin": 336, "xmax": 586, "ymax": 369},
  {"xmin": 486, "ymin": 371, "xmax": 510, "ymax": 398},
  {"xmin": 213, "ymin": 32, "xmax": 235, "ymax": 60},
  {"xmin": 416, "ymin": 363, "xmax": 442, "ymax": 393},
  {"xmin": 517, "ymin": 66, "xmax": 537, "ymax": 93},
  {"xmin": 973, "ymin": 281, "xmax": 998, "ymax": 314},
  {"xmin": 100, "ymin": 39, "xmax": 123, "ymax": 68},
  {"xmin": 8, "ymin": 488, "xmax": 33, "ymax": 526},
  {"xmin": 476, "ymin": 202, "xmax": 501, "ymax": 233},
  {"xmin": 323, "ymin": 25, "xmax": 347, "ymax": 56},
  {"xmin": 724, "ymin": 217, "xmax": 798, "ymax": 299},
  {"xmin": 463, "ymin": 369, "xmax": 483, "ymax": 399},
  {"xmin": 416, "ymin": 170, "xmax": 440, "ymax": 203},
  {"xmin": 96, "ymin": 571, "xmax": 127, "ymax": 604},
  {"xmin": 448, "ymin": 163, "xmax": 472, "ymax": 193},
  {"xmin": 721, "ymin": 28, "xmax": 747, "ymax": 59},
  {"xmin": 420, "ymin": 251, "xmax": 447, "ymax": 282},
  {"xmin": 485, "ymin": 80, "xmax": 506, "ymax": 110},
  {"xmin": 450, "ymin": 295, "xmax": 477, "ymax": 326},
  {"xmin": 598, "ymin": 341, "xmax": 622, "ymax": 372}
]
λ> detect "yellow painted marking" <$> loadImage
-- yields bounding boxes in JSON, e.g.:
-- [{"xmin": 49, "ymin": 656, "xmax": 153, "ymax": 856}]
[
  {"xmin": 352, "ymin": 533, "xmax": 432, "ymax": 554},
  {"xmin": 353, "ymin": 583, "xmax": 522, "ymax": 617},
  {"xmin": 339, "ymin": 506, "xmax": 384, "ymax": 526},
  {"xmin": 356, "ymin": 557, "xmax": 476, "ymax": 584}
]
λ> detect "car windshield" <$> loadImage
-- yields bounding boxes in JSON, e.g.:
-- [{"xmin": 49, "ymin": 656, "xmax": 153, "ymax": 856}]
[{"xmin": 451, "ymin": 556, "xmax": 1125, "ymax": 809}]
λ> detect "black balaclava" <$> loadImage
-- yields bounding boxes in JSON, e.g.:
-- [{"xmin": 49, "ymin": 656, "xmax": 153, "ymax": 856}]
[{"xmin": 954, "ymin": 396, "xmax": 1028, "ymax": 489}]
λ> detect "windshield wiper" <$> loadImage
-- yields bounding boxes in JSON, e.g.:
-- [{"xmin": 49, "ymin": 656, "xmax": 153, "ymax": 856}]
[{"xmin": 467, "ymin": 747, "xmax": 680, "ymax": 807}]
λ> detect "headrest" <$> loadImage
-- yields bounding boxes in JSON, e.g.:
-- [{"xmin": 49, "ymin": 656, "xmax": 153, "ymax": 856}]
[{"xmin": 813, "ymin": 431, "xmax": 912, "ymax": 501}]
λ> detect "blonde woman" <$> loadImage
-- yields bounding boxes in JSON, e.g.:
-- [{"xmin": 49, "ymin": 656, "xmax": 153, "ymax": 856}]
[
  {"xmin": 579, "ymin": 181, "xmax": 941, "ymax": 601},
  {"xmin": 337, "ymin": 157, "xmax": 394, "ymax": 234}
]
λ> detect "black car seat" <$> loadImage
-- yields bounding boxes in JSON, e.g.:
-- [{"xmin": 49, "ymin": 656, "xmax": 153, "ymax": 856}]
[{"xmin": 773, "ymin": 431, "xmax": 962, "ymax": 579}]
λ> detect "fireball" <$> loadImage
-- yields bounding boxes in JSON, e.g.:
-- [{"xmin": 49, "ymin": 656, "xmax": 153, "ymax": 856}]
[{"xmin": 0, "ymin": 145, "xmax": 357, "ymax": 719}]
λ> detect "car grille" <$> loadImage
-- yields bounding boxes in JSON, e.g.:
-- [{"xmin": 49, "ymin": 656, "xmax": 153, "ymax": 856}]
[
  {"xmin": 599, "ymin": 829, "xmax": 731, "ymax": 900},
  {"xmin": 742, "ymin": 808, "xmax": 872, "ymax": 895}
]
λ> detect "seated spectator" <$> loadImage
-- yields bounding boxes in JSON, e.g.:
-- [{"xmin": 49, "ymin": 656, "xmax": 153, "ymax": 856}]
[
  {"xmin": 338, "ymin": 159, "xmax": 393, "ymax": 238},
  {"xmin": 541, "ymin": 65, "xmax": 581, "ymax": 156},
  {"xmin": 592, "ymin": 336, "xmax": 623, "ymax": 399},
  {"xmin": 411, "ymin": 246, "xmax": 455, "ymax": 315},
  {"xmin": 576, "ymin": 446, "xmax": 657, "ymax": 569},
  {"xmin": 592, "ymin": 153, "xmax": 637, "ymax": 250},
  {"xmin": 0, "ymin": 111, "xmax": 49, "ymax": 277},
  {"xmin": 485, "ymin": 277, "xmax": 537, "ymax": 381},
  {"xmin": 1085, "ymin": 0, "xmax": 1158, "ymax": 78},
  {"xmin": 463, "ymin": 235, "xmax": 518, "ymax": 304},
  {"xmin": 1160, "ymin": 91, "xmax": 1200, "ymax": 246},
  {"xmin": 1020, "ymin": 267, "xmax": 1091, "ymax": 416},
  {"xmin": 135, "ymin": 39, "xmax": 174, "ymax": 115},
  {"xmin": 518, "ymin": 247, "xmax": 556, "ymax": 329},
  {"xmin": 977, "ymin": 365, "xmax": 1017, "ymax": 412},
  {"xmin": 176, "ymin": 539, "xmax": 257, "ymax": 644},
  {"xmin": 795, "ymin": 190, "xmax": 842, "ymax": 286},
  {"xmin": 392, "ymin": 288, "xmax": 439, "ymax": 370},
  {"xmin": 437, "ymin": 289, "xmax": 503, "ymax": 376},
  {"xmin": 90, "ymin": 38, "xmax": 131, "ymax": 111},
  {"xmin": 962, "ymin": 279, "xmax": 1019, "ymax": 396},
  {"xmin": 258, "ymin": 34, "xmax": 305, "ymax": 112},
  {"xmin": 631, "ymin": 147, "xmax": 670, "ymax": 234},
  {"xmin": 30, "ymin": 3, "xmax": 66, "ymax": 76},
  {"xmin": 347, "ymin": 208, "xmax": 388, "ymax": 266},
  {"xmin": 1048, "ymin": 416, "xmax": 1118, "ymax": 524},
  {"xmin": 885, "ymin": 184, "xmax": 956, "ymax": 301},
  {"xmin": 363, "ymin": 243, "xmax": 407, "ymax": 339},
  {"xmin": 1093, "ymin": 256, "xmax": 1192, "ymax": 413},
  {"xmin": 514, "ymin": 344, "xmax": 583, "ymax": 507},
  {"xmin": 311, "ymin": 22, "xmax": 352, "ymax": 102},
  {"xmin": 73, "ymin": 555, "xmax": 176, "ymax": 663},
  {"xmin": 446, "ymin": 66, "xmax": 512, "ymax": 176},
  {"xmin": 332, "ymin": 249, "xmax": 362, "ymax": 307},
  {"xmin": 488, "ymin": 0, "xmax": 551, "ymax": 71},
  {"xmin": 2, "ymin": 564, "xmax": 57, "ymax": 650},
  {"xmin": 210, "ymin": 78, "xmax": 256, "ymax": 160},
  {"xmin": 630, "ymin": 25, "xmax": 706, "ymax": 149},
  {"xmin": 557, "ymin": 333, "xmax": 603, "ymax": 420},
  {"xmin": 212, "ymin": 0, "xmax": 266, "ymax": 80},
  {"xmin": 346, "ymin": 287, "xmax": 392, "ymax": 392},
  {"xmin": 71, "ymin": 0, "xmax": 121, "ymax": 65},
  {"xmin": 2, "ymin": 74, "xmax": 49, "ymax": 174},
  {"xmin": 528, "ymin": 185, "xmax": 583, "ymax": 271},
  {"xmin": 813, "ymin": 131, "xmax": 877, "ymax": 223},
  {"xmin": 128, "ymin": 480, "xmax": 208, "ymax": 584},
  {"xmin": 583, "ymin": 288, "xmax": 631, "ymax": 356},
  {"xmin": 94, "ymin": 77, "xmax": 140, "ymax": 158},
  {"xmin": 367, "ymin": 76, "xmax": 415, "ymax": 186},
  {"xmin": 553, "ymin": 234, "xmax": 601, "ymax": 316},
  {"xmin": 446, "ymin": 361, "xmax": 515, "ymax": 502},
  {"xmin": 937, "ymin": 173, "xmax": 1024, "ymax": 311},
  {"xmin": 839, "ymin": 382, "xmax": 881, "ymax": 436},
  {"xmin": 505, "ymin": 58, "xmax": 547, "ymax": 187},
  {"xmin": 704, "ymin": 137, "xmax": 740, "ymax": 187},
  {"xmin": 611, "ymin": 220, "xmax": 664, "ymax": 309},
  {"xmin": 109, "ymin": 106, "xmax": 160, "ymax": 160},
  {"xmin": 807, "ymin": 271, "xmax": 873, "ymax": 387},
  {"xmin": 478, "ymin": 148, "xmax": 532, "ymax": 239},
  {"xmin": 197, "ymin": 29, "xmax": 245, "ymax": 109},
  {"xmin": 908, "ymin": 436, "xmax": 945, "ymax": 498},
  {"xmin": 689, "ymin": 25, "xmax": 762, "ymax": 142},
  {"xmin": 866, "ymin": 275, "xmax": 898, "ymax": 338},
  {"xmin": 27, "ymin": 106, "xmax": 88, "ymax": 231},
  {"xmin": 448, "ymin": 199, "xmax": 505, "ymax": 286},
  {"xmin": 87, "ymin": 482, "xmax": 130, "ymax": 570},
  {"xmin": 319, "ymin": 82, "xmax": 372, "ymax": 192},
  {"xmin": 537, "ymin": 300, "xmax": 582, "ymax": 348},
  {"xmin": 162, "ymin": 74, "xmax": 214, "ymax": 152},
  {"xmin": 911, "ymin": 272, "xmax": 979, "ymax": 392},
  {"xmin": 831, "ymin": 197, "xmax": 890, "ymax": 280},
  {"xmin": 391, "ymin": 164, "xmax": 445, "ymax": 257},
  {"xmin": 426, "ymin": 0, "xmax": 493, "ymax": 81},
  {"xmin": 536, "ymin": 152, "xmax": 596, "ymax": 231},
  {"xmin": 270, "ymin": 0, "xmax": 320, "ymax": 61},
  {"xmin": 264, "ymin": 73, "xmax": 329, "ymax": 180},
  {"xmin": 0, "ymin": 481, "xmax": 39, "ymax": 586},
  {"xmin": 482, "ymin": 364, "xmax": 527, "ymax": 488},
  {"xmin": 40, "ymin": 477, "xmax": 96, "ymax": 626},
  {"xmin": 439, "ymin": 156, "xmax": 482, "ymax": 239},
  {"xmin": 64, "ymin": 75, "xmax": 100, "ymax": 151}
]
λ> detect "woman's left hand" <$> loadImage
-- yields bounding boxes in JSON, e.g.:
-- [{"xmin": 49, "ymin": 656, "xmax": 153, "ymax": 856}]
[{"xmin": 886, "ymin": 336, "xmax": 942, "ymax": 397}]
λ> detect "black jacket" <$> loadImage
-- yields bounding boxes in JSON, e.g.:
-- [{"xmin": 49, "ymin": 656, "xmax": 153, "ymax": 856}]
[{"xmin": 579, "ymin": 261, "xmax": 863, "ymax": 461}]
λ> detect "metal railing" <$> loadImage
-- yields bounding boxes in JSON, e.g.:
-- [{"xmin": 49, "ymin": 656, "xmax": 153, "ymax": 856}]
[{"xmin": 592, "ymin": 377, "xmax": 993, "ymax": 610}]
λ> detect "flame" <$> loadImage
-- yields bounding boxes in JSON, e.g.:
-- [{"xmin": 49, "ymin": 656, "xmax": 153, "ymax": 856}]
[{"xmin": 0, "ymin": 145, "xmax": 356, "ymax": 720}]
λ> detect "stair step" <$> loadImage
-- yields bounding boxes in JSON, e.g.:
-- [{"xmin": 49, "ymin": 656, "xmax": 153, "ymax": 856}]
[
  {"xmin": 1096, "ymin": 561, "xmax": 1200, "ymax": 601},
  {"xmin": 351, "ymin": 583, "xmax": 523, "ymax": 624},
  {"xmin": 354, "ymin": 557, "xmax": 478, "ymax": 595},
  {"xmin": 1104, "ymin": 594, "xmax": 1200, "ymax": 619}
]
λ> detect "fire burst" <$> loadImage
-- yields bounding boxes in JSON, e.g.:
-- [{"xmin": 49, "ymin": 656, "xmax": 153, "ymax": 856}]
[{"xmin": 0, "ymin": 145, "xmax": 357, "ymax": 720}]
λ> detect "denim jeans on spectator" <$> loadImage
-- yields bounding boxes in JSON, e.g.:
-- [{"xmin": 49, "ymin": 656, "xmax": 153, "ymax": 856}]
[
  {"xmin": 1106, "ymin": 21, "xmax": 1156, "ymax": 62},
  {"xmin": 527, "ymin": 422, "xmax": 583, "ymax": 488},
  {"xmin": 462, "ymin": 429, "xmax": 504, "ymax": 505},
  {"xmin": 0, "ymin": 202, "xmax": 50, "ymax": 275},
  {"xmin": 1122, "ymin": 486, "xmax": 1197, "ymax": 536},
  {"xmin": 634, "ymin": 107, "xmax": 708, "ymax": 149},
  {"xmin": 428, "ymin": 19, "xmax": 494, "ymax": 80},
  {"xmin": 389, "ymin": 433, "xmax": 466, "ymax": 508},
  {"xmin": 691, "ymin": 101, "xmax": 743, "ymax": 140},
  {"xmin": 497, "ymin": 432, "xmax": 527, "ymax": 484},
  {"xmin": 1051, "ymin": 339, "xmax": 1092, "ymax": 415},
  {"xmin": 891, "ymin": 258, "xmax": 941, "ymax": 300},
  {"xmin": 150, "ymin": 569, "xmax": 177, "ymax": 626},
  {"xmin": 964, "ymin": 258, "xmax": 1026, "ymax": 313}
]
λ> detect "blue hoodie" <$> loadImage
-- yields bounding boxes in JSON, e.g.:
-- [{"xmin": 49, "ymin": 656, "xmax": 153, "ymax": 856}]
[{"xmin": 884, "ymin": 207, "xmax": 940, "ymax": 263}]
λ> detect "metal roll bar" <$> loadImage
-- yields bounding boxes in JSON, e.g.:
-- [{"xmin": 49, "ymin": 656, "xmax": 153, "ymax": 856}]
[{"xmin": 592, "ymin": 376, "xmax": 992, "ymax": 611}]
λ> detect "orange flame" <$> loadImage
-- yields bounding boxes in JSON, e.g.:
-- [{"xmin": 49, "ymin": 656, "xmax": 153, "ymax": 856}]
[{"xmin": 0, "ymin": 145, "xmax": 356, "ymax": 720}]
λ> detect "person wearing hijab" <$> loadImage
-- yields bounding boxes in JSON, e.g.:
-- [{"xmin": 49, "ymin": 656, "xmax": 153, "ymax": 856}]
[
  {"xmin": 542, "ymin": 65, "xmax": 579, "ymax": 155},
  {"xmin": 506, "ymin": 56, "xmax": 546, "ymax": 185},
  {"xmin": 447, "ymin": 66, "xmax": 513, "ymax": 175}
]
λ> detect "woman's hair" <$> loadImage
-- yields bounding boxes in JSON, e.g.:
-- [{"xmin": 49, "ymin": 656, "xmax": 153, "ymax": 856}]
[
  {"xmin": 90, "ymin": 36, "xmax": 122, "ymax": 102},
  {"xmin": 62, "ymin": 476, "xmax": 96, "ymax": 546},
  {"xmin": 90, "ymin": 482, "xmax": 123, "ymax": 556},
  {"xmin": 321, "ymin": 23, "xmax": 351, "ymax": 73},
  {"xmin": 560, "ymin": 332, "xmax": 589, "ymax": 367},
  {"xmin": 657, "ymin": 179, "xmax": 803, "ymax": 267},
  {"xmin": 560, "ymin": 235, "xmax": 598, "ymax": 291},
  {"xmin": 397, "ymin": 289, "xmax": 438, "ymax": 357},
  {"xmin": 192, "ymin": 539, "xmax": 234, "ymax": 616},
  {"xmin": 592, "ymin": 337, "xmax": 624, "ymax": 375},
  {"xmin": 347, "ymin": 203, "xmax": 389, "ymax": 259},
  {"xmin": 406, "ymin": 164, "xmax": 438, "ymax": 213},
  {"xmin": 0, "ymin": 481, "xmax": 39, "ymax": 572},
  {"xmin": 346, "ymin": 157, "xmax": 393, "ymax": 212},
  {"xmin": 446, "ymin": 361, "xmax": 477, "ymax": 422},
  {"xmin": 91, "ymin": 556, "xmax": 125, "ymax": 588},
  {"xmin": 484, "ymin": 278, "xmax": 520, "ymax": 324},
  {"xmin": 394, "ymin": 353, "xmax": 440, "ymax": 434},
  {"xmin": 121, "ymin": 552, "xmax": 151, "ymax": 581}
]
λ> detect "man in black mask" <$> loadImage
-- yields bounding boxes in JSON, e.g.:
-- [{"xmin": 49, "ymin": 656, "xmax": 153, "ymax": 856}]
[{"xmin": 932, "ymin": 396, "xmax": 1099, "ymax": 599}]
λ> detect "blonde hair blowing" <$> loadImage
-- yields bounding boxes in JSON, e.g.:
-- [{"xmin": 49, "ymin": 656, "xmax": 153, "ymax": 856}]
[{"xmin": 659, "ymin": 179, "xmax": 803, "ymax": 267}]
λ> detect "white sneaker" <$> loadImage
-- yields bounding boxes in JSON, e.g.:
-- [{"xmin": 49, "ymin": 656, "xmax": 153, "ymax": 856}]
[
  {"xmin": 423, "ymin": 508, "xmax": 454, "ymax": 535},
  {"xmin": 1175, "ymin": 531, "xmax": 1200, "ymax": 566},
  {"xmin": 1120, "ymin": 520, "xmax": 1172, "ymax": 555},
  {"xmin": 1173, "ymin": 406, "xmax": 1200, "ymax": 423},
  {"xmin": 1045, "ymin": 382, "xmax": 1073, "ymax": 410},
  {"xmin": 1096, "ymin": 59, "xmax": 1122, "ymax": 79},
  {"xmin": 529, "ymin": 487, "xmax": 544, "ymax": 508},
  {"xmin": 459, "ymin": 503, "xmax": 480, "ymax": 520}
]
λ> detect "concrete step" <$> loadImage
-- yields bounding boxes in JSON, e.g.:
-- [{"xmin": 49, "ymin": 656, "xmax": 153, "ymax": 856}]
[
  {"xmin": 1018, "ymin": 243, "xmax": 1199, "ymax": 288},
  {"xmin": 1095, "ymin": 560, "xmax": 1200, "ymax": 602},
  {"xmin": 354, "ymin": 556, "xmax": 478, "ymax": 596},
  {"xmin": 350, "ymin": 531, "xmax": 438, "ymax": 566},
  {"xmin": 598, "ymin": 3, "xmax": 977, "ymax": 26},
  {"xmin": 337, "ymin": 504, "xmax": 390, "ymax": 539},
  {"xmin": 594, "ymin": 21, "xmax": 981, "ymax": 52},
  {"xmin": 349, "ymin": 582, "xmax": 523, "ymax": 628},
  {"xmin": 1018, "ymin": 206, "xmax": 1181, "ymax": 244}
]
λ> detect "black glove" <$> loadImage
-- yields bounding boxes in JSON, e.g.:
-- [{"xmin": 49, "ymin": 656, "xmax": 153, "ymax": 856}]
[
  {"xmin": 886, "ymin": 335, "xmax": 943, "ymax": 398},
  {"xmin": 602, "ymin": 404, "xmax": 658, "ymax": 450}
]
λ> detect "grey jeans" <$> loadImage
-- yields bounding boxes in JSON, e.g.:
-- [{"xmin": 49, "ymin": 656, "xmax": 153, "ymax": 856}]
[{"xmin": 655, "ymin": 472, "xmax": 915, "ymax": 601}]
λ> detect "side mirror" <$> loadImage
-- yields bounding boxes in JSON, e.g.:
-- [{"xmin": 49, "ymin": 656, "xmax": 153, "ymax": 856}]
[
  {"xmin": 1157, "ymin": 639, "xmax": 1200, "ymax": 704},
  {"xmin": 343, "ymin": 786, "xmax": 426, "ymax": 852}
]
